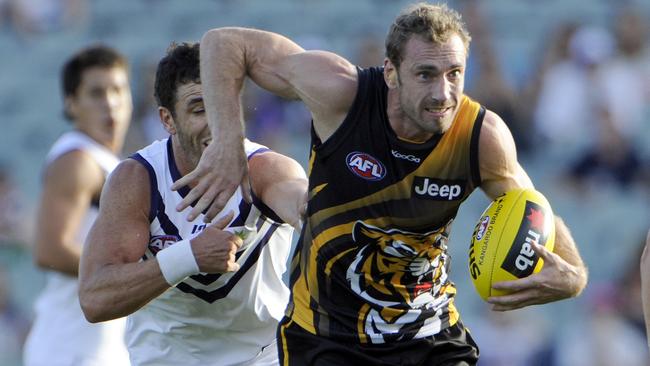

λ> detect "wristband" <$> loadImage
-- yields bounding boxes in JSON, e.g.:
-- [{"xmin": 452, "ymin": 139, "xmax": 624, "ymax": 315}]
[{"xmin": 157, "ymin": 239, "xmax": 200, "ymax": 286}]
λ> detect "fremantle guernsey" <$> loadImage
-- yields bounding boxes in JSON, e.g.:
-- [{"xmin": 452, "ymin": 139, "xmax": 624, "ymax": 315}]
[
  {"xmin": 285, "ymin": 67, "xmax": 485, "ymax": 344},
  {"xmin": 126, "ymin": 137, "xmax": 293, "ymax": 365},
  {"xmin": 23, "ymin": 131, "xmax": 130, "ymax": 366}
]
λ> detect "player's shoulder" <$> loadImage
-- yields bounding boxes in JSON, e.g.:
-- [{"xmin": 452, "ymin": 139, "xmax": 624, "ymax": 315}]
[
  {"xmin": 478, "ymin": 109, "xmax": 516, "ymax": 154},
  {"xmin": 108, "ymin": 158, "xmax": 150, "ymax": 187},
  {"xmin": 44, "ymin": 149, "xmax": 104, "ymax": 191},
  {"xmin": 100, "ymin": 158, "xmax": 152, "ymax": 206}
]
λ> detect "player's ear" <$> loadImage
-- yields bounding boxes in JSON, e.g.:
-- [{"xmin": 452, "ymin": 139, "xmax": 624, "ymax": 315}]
[
  {"xmin": 158, "ymin": 106, "xmax": 176, "ymax": 135},
  {"xmin": 64, "ymin": 96, "xmax": 77, "ymax": 120},
  {"xmin": 383, "ymin": 58, "xmax": 399, "ymax": 89}
]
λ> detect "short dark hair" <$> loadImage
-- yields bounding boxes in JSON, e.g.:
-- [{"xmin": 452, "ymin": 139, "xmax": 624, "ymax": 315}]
[
  {"xmin": 154, "ymin": 42, "xmax": 200, "ymax": 116},
  {"xmin": 62, "ymin": 45, "xmax": 128, "ymax": 98},
  {"xmin": 385, "ymin": 3, "xmax": 471, "ymax": 70}
]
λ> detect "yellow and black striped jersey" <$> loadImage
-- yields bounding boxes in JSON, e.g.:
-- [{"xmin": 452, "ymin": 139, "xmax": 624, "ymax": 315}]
[{"xmin": 286, "ymin": 66, "xmax": 485, "ymax": 344}]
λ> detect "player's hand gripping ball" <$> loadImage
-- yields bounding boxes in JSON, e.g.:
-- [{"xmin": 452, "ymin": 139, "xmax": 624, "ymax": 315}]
[{"xmin": 468, "ymin": 188, "xmax": 555, "ymax": 300}]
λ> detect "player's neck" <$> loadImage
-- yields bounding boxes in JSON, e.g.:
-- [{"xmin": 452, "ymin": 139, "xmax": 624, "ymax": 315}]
[
  {"xmin": 386, "ymin": 90, "xmax": 435, "ymax": 143},
  {"xmin": 170, "ymin": 138, "xmax": 198, "ymax": 188}
]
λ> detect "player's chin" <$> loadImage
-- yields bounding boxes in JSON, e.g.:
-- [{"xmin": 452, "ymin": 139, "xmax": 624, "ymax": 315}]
[{"xmin": 421, "ymin": 118, "xmax": 452, "ymax": 135}]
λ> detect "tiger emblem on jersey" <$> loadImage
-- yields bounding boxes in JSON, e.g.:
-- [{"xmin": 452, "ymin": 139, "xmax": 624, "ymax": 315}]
[{"xmin": 346, "ymin": 220, "xmax": 453, "ymax": 343}]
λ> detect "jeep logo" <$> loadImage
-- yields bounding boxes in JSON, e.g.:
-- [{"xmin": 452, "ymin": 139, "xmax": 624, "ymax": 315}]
[{"xmin": 412, "ymin": 177, "xmax": 464, "ymax": 201}]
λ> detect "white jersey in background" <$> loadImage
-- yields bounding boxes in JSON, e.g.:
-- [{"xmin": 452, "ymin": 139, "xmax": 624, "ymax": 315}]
[
  {"xmin": 126, "ymin": 137, "xmax": 293, "ymax": 366},
  {"xmin": 24, "ymin": 130, "xmax": 130, "ymax": 366}
]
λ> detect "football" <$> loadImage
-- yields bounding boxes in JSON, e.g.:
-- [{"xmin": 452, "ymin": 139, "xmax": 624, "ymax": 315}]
[{"xmin": 468, "ymin": 188, "xmax": 555, "ymax": 300}]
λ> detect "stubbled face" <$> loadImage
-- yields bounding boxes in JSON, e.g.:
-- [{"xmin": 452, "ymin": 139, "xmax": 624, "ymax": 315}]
[
  {"xmin": 389, "ymin": 34, "xmax": 466, "ymax": 138},
  {"xmin": 169, "ymin": 82, "xmax": 211, "ymax": 169},
  {"xmin": 67, "ymin": 66, "xmax": 132, "ymax": 151}
]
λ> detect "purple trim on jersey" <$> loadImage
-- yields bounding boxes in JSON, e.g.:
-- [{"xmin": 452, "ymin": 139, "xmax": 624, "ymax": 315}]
[
  {"xmin": 176, "ymin": 220, "xmax": 280, "ymax": 303},
  {"xmin": 252, "ymin": 191, "xmax": 284, "ymax": 223},
  {"xmin": 248, "ymin": 147, "xmax": 271, "ymax": 160},
  {"xmin": 229, "ymin": 199, "xmax": 253, "ymax": 228},
  {"xmin": 130, "ymin": 152, "xmax": 181, "ymax": 239},
  {"xmin": 130, "ymin": 153, "xmax": 160, "ymax": 222},
  {"xmin": 166, "ymin": 138, "xmax": 191, "ymax": 199}
]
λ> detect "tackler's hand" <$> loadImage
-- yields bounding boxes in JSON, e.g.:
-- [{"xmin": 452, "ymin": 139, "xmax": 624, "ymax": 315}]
[{"xmin": 172, "ymin": 139, "xmax": 251, "ymax": 222}]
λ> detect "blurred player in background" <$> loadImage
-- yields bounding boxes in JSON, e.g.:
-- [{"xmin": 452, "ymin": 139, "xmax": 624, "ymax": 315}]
[
  {"xmin": 176, "ymin": 3, "xmax": 588, "ymax": 365},
  {"xmin": 78, "ymin": 42, "xmax": 307, "ymax": 365},
  {"xmin": 23, "ymin": 45, "xmax": 131, "ymax": 366}
]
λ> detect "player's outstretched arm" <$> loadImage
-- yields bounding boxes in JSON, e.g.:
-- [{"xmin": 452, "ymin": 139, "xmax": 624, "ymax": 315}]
[
  {"xmin": 641, "ymin": 229, "xmax": 650, "ymax": 349},
  {"xmin": 478, "ymin": 110, "xmax": 588, "ymax": 311},
  {"xmin": 172, "ymin": 27, "xmax": 357, "ymax": 222},
  {"xmin": 249, "ymin": 151, "xmax": 308, "ymax": 231},
  {"xmin": 79, "ymin": 159, "xmax": 243, "ymax": 322}
]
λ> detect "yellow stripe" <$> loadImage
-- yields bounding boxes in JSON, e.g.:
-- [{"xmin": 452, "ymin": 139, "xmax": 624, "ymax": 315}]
[
  {"xmin": 307, "ymin": 147, "xmax": 316, "ymax": 175},
  {"xmin": 279, "ymin": 319, "xmax": 292, "ymax": 366},
  {"xmin": 309, "ymin": 183, "xmax": 328, "ymax": 199},
  {"xmin": 291, "ymin": 276, "xmax": 317, "ymax": 334},
  {"xmin": 358, "ymin": 303, "xmax": 370, "ymax": 344},
  {"xmin": 444, "ymin": 285, "xmax": 459, "ymax": 326},
  {"xmin": 324, "ymin": 247, "xmax": 355, "ymax": 276}
]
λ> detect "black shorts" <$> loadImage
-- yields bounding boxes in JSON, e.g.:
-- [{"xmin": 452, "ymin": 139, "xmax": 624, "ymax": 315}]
[{"xmin": 277, "ymin": 317, "xmax": 479, "ymax": 366}]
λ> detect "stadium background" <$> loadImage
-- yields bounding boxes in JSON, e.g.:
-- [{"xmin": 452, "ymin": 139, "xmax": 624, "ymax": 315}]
[{"xmin": 0, "ymin": 0, "xmax": 649, "ymax": 364}]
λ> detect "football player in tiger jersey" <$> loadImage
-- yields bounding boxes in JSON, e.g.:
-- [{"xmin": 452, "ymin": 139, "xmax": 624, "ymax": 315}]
[
  {"xmin": 78, "ymin": 42, "xmax": 307, "ymax": 365},
  {"xmin": 176, "ymin": 3, "xmax": 588, "ymax": 365}
]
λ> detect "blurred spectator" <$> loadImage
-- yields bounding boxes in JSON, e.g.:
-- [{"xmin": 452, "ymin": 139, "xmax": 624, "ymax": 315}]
[
  {"xmin": 7, "ymin": 0, "xmax": 89, "ymax": 38},
  {"xmin": 352, "ymin": 33, "xmax": 384, "ymax": 68},
  {"xmin": 565, "ymin": 107, "xmax": 645, "ymax": 190},
  {"xmin": 533, "ymin": 25, "xmax": 614, "ymax": 154},
  {"xmin": 0, "ymin": 167, "xmax": 30, "ymax": 246},
  {"xmin": 562, "ymin": 8, "xmax": 650, "ymax": 192},
  {"xmin": 461, "ymin": 1, "xmax": 527, "ymax": 154},
  {"xmin": 0, "ymin": 269, "xmax": 30, "ymax": 366},
  {"xmin": 123, "ymin": 60, "xmax": 167, "ymax": 155},
  {"xmin": 595, "ymin": 6, "xmax": 650, "ymax": 146},
  {"xmin": 517, "ymin": 21, "xmax": 579, "ymax": 154},
  {"xmin": 555, "ymin": 283, "xmax": 649, "ymax": 366},
  {"xmin": 0, "ymin": 0, "xmax": 9, "ymax": 28},
  {"xmin": 469, "ymin": 307, "xmax": 554, "ymax": 366}
]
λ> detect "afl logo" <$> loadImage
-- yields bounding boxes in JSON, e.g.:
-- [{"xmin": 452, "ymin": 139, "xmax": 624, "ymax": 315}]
[
  {"xmin": 346, "ymin": 151, "xmax": 386, "ymax": 181},
  {"xmin": 476, "ymin": 216, "xmax": 490, "ymax": 240}
]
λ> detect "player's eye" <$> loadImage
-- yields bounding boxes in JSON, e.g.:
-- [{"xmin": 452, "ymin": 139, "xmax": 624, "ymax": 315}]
[{"xmin": 447, "ymin": 69, "xmax": 462, "ymax": 79}]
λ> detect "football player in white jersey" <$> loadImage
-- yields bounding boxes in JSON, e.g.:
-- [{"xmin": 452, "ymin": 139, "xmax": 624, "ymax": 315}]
[
  {"xmin": 24, "ymin": 45, "xmax": 132, "ymax": 366},
  {"xmin": 78, "ymin": 42, "xmax": 307, "ymax": 366}
]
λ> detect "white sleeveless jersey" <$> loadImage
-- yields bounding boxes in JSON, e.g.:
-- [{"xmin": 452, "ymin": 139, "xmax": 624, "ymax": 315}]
[
  {"xmin": 24, "ymin": 131, "xmax": 130, "ymax": 366},
  {"xmin": 126, "ymin": 137, "xmax": 293, "ymax": 366}
]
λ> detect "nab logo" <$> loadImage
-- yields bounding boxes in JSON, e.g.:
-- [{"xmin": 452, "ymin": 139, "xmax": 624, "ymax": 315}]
[{"xmin": 346, "ymin": 152, "xmax": 386, "ymax": 181}]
